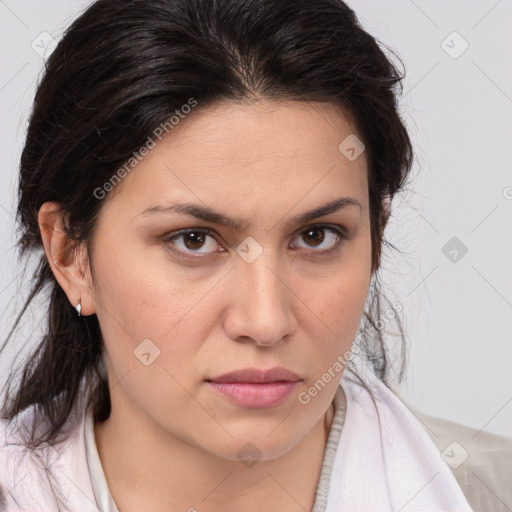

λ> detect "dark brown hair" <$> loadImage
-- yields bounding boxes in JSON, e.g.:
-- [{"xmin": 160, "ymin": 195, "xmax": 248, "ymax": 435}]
[{"xmin": 1, "ymin": 0, "xmax": 413, "ymax": 447}]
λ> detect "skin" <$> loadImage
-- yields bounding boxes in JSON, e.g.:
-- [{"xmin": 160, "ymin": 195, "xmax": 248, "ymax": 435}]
[{"xmin": 39, "ymin": 99, "xmax": 373, "ymax": 512}]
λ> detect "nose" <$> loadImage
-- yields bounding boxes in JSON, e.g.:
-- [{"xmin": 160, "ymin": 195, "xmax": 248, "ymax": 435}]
[{"xmin": 222, "ymin": 254, "xmax": 297, "ymax": 347}]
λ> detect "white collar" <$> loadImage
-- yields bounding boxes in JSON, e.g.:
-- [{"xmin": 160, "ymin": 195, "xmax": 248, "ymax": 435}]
[{"xmin": 326, "ymin": 355, "xmax": 473, "ymax": 511}]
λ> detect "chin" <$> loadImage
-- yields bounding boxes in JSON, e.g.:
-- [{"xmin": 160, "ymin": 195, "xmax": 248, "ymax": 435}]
[{"xmin": 206, "ymin": 426, "xmax": 306, "ymax": 464}]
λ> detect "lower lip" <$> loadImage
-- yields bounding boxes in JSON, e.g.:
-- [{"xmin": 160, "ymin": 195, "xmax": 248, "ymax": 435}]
[{"xmin": 207, "ymin": 381, "xmax": 298, "ymax": 408}]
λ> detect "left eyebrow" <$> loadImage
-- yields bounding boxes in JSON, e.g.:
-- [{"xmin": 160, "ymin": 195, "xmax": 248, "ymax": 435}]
[
  {"xmin": 289, "ymin": 196, "xmax": 362, "ymax": 226},
  {"xmin": 134, "ymin": 196, "xmax": 362, "ymax": 231}
]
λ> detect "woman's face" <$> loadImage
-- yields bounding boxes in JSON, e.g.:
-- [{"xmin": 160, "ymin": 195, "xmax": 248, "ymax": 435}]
[{"xmin": 88, "ymin": 99, "xmax": 372, "ymax": 461}]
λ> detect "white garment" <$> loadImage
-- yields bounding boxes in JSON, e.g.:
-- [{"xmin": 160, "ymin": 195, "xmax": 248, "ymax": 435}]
[
  {"xmin": 84, "ymin": 411, "xmax": 119, "ymax": 512},
  {"xmin": 325, "ymin": 356, "xmax": 473, "ymax": 511},
  {"xmin": 0, "ymin": 356, "xmax": 473, "ymax": 511}
]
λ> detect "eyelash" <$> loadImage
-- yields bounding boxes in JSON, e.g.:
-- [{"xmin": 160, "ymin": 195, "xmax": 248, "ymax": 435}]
[{"xmin": 162, "ymin": 223, "xmax": 347, "ymax": 260}]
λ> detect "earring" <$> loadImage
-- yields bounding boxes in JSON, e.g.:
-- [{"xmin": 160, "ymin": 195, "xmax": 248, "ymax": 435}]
[{"xmin": 76, "ymin": 300, "xmax": 82, "ymax": 317}]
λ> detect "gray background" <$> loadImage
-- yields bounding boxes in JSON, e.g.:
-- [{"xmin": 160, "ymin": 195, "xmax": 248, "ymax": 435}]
[{"xmin": 1, "ymin": 0, "xmax": 511, "ymax": 437}]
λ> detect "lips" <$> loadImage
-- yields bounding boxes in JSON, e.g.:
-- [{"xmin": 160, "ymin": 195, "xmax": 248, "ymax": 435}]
[
  {"xmin": 206, "ymin": 367, "xmax": 301, "ymax": 408},
  {"xmin": 207, "ymin": 367, "xmax": 301, "ymax": 384}
]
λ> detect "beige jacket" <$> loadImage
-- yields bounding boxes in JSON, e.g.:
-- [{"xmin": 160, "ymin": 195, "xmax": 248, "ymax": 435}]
[{"xmin": 406, "ymin": 402, "xmax": 512, "ymax": 512}]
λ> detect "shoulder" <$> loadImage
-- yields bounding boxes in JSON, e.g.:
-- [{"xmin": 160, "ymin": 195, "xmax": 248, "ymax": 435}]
[
  {"xmin": 0, "ymin": 405, "xmax": 97, "ymax": 511},
  {"xmin": 406, "ymin": 402, "xmax": 512, "ymax": 512},
  {"xmin": 0, "ymin": 407, "xmax": 57, "ymax": 510}
]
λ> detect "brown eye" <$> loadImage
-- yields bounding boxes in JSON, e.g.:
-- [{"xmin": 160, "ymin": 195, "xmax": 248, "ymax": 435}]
[
  {"xmin": 165, "ymin": 229, "xmax": 221, "ymax": 255},
  {"xmin": 303, "ymin": 227, "xmax": 326, "ymax": 247},
  {"xmin": 182, "ymin": 231, "xmax": 207, "ymax": 251},
  {"xmin": 291, "ymin": 224, "xmax": 345, "ymax": 253}
]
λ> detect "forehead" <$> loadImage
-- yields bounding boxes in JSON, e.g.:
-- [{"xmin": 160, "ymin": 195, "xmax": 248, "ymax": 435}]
[
  {"xmin": 104, "ymin": 99, "xmax": 369, "ymax": 216},
  {"xmin": 160, "ymin": 99, "xmax": 363, "ymax": 167}
]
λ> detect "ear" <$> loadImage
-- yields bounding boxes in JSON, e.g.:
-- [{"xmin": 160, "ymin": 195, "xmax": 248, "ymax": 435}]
[{"xmin": 38, "ymin": 202, "xmax": 96, "ymax": 316}]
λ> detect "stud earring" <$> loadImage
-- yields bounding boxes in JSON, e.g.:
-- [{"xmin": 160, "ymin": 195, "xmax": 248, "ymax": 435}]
[{"xmin": 76, "ymin": 300, "xmax": 82, "ymax": 317}]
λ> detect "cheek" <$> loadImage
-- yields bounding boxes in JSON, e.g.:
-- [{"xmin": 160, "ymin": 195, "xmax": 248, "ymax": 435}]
[
  {"xmin": 310, "ymin": 250, "xmax": 371, "ymax": 334},
  {"xmin": 321, "ymin": 272, "xmax": 369, "ymax": 330},
  {"xmin": 91, "ymin": 241, "xmax": 222, "ymax": 379},
  {"xmin": 300, "ymin": 246, "xmax": 372, "ymax": 373},
  {"xmin": 301, "ymin": 280, "xmax": 367, "ymax": 379},
  {"xmin": 91, "ymin": 229, "xmax": 203, "ymax": 335}
]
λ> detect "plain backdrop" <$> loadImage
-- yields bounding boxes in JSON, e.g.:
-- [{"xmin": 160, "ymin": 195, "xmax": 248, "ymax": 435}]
[{"xmin": 0, "ymin": 0, "xmax": 511, "ymax": 437}]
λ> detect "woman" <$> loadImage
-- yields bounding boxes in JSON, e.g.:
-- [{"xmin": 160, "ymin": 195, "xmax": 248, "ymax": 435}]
[{"xmin": 1, "ymin": 0, "xmax": 510, "ymax": 511}]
